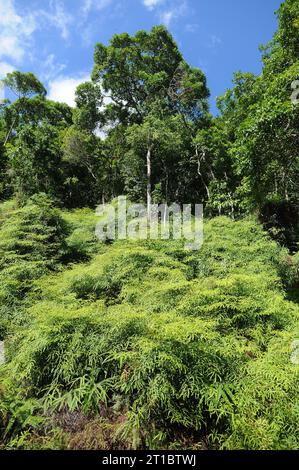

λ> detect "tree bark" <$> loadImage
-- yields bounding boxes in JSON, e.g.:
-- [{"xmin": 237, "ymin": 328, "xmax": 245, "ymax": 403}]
[
  {"xmin": 146, "ymin": 145, "xmax": 152, "ymax": 223},
  {"xmin": 196, "ymin": 146, "xmax": 210, "ymax": 199},
  {"xmin": 3, "ymin": 118, "xmax": 16, "ymax": 147}
]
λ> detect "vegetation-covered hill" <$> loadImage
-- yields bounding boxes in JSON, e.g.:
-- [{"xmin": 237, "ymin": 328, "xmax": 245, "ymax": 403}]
[
  {"xmin": 0, "ymin": 0, "xmax": 299, "ymax": 451},
  {"xmin": 0, "ymin": 196, "xmax": 298, "ymax": 449}
]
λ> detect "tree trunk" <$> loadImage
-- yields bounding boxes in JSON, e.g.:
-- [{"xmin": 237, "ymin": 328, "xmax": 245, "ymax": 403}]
[
  {"xmin": 146, "ymin": 145, "xmax": 152, "ymax": 223},
  {"xmin": 196, "ymin": 146, "xmax": 210, "ymax": 199},
  {"xmin": 3, "ymin": 118, "xmax": 16, "ymax": 147},
  {"xmin": 164, "ymin": 169, "xmax": 168, "ymax": 225}
]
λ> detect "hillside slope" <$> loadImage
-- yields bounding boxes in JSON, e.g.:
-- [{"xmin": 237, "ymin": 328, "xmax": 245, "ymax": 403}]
[{"xmin": 0, "ymin": 196, "xmax": 298, "ymax": 450}]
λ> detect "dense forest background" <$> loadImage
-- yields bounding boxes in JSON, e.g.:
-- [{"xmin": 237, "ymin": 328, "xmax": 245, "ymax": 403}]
[
  {"xmin": 0, "ymin": 0, "xmax": 298, "ymax": 245},
  {"xmin": 0, "ymin": 0, "xmax": 299, "ymax": 450}
]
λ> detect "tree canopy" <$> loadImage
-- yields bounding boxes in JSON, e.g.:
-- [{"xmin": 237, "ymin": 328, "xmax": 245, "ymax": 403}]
[{"xmin": 0, "ymin": 5, "xmax": 298, "ymax": 236}]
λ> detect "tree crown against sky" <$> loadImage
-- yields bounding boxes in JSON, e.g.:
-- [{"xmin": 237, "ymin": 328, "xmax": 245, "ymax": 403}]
[{"xmin": 0, "ymin": 0, "xmax": 282, "ymax": 114}]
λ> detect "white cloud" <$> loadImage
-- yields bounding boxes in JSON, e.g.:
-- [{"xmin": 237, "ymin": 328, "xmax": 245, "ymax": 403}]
[
  {"xmin": 160, "ymin": 2, "xmax": 187, "ymax": 27},
  {"xmin": 185, "ymin": 23, "xmax": 198, "ymax": 33},
  {"xmin": 143, "ymin": 0, "xmax": 164, "ymax": 10},
  {"xmin": 160, "ymin": 10, "xmax": 174, "ymax": 27},
  {"xmin": 52, "ymin": 2, "xmax": 72, "ymax": 40},
  {"xmin": 208, "ymin": 35, "xmax": 222, "ymax": 48},
  {"xmin": 0, "ymin": 0, "xmax": 73, "ymax": 70},
  {"xmin": 80, "ymin": 0, "xmax": 115, "ymax": 47},
  {"xmin": 0, "ymin": 61, "xmax": 15, "ymax": 78},
  {"xmin": 38, "ymin": 1, "xmax": 73, "ymax": 41},
  {"xmin": 0, "ymin": 0, "xmax": 36, "ymax": 63},
  {"xmin": 40, "ymin": 53, "xmax": 66, "ymax": 82},
  {"xmin": 82, "ymin": 0, "xmax": 92, "ymax": 14},
  {"xmin": 142, "ymin": 0, "xmax": 188, "ymax": 27},
  {"xmin": 0, "ymin": 36, "xmax": 23, "ymax": 62},
  {"xmin": 82, "ymin": 0, "xmax": 112, "ymax": 16},
  {"xmin": 48, "ymin": 73, "xmax": 90, "ymax": 107}
]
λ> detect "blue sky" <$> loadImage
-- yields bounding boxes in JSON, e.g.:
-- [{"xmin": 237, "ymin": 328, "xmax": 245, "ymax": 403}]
[{"xmin": 0, "ymin": 0, "xmax": 282, "ymax": 114}]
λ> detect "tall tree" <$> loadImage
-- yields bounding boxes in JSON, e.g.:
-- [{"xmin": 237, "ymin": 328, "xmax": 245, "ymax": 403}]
[
  {"xmin": 92, "ymin": 25, "xmax": 210, "ymax": 211},
  {"xmin": 2, "ymin": 72, "xmax": 47, "ymax": 146},
  {"xmin": 7, "ymin": 123, "xmax": 62, "ymax": 201}
]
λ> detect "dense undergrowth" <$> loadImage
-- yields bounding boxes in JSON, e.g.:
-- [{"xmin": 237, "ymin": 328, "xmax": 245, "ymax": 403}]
[{"xmin": 0, "ymin": 196, "xmax": 299, "ymax": 450}]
